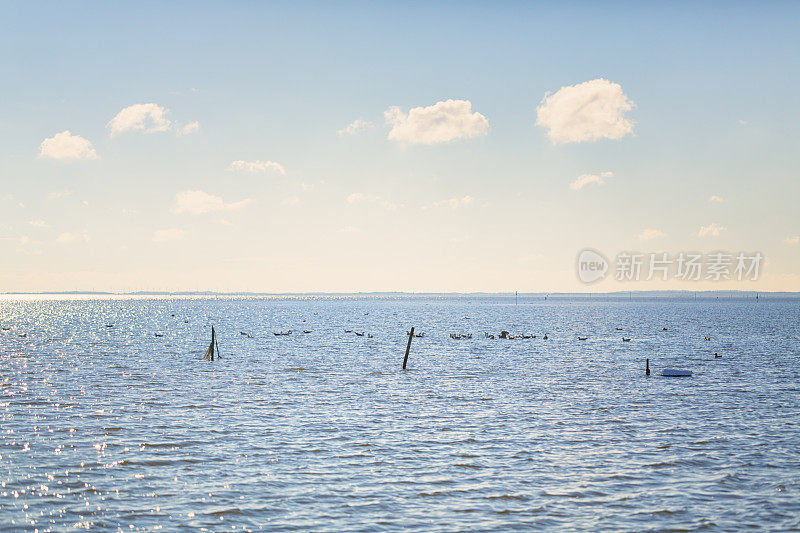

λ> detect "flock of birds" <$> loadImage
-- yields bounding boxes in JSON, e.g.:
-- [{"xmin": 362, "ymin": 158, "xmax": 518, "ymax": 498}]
[{"xmin": 2, "ymin": 316, "xmax": 724, "ymax": 374}]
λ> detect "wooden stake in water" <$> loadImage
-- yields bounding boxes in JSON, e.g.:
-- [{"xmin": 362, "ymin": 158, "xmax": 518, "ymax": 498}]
[
  {"xmin": 402, "ymin": 327, "xmax": 414, "ymax": 370},
  {"xmin": 646, "ymin": 358, "xmax": 650, "ymax": 376}
]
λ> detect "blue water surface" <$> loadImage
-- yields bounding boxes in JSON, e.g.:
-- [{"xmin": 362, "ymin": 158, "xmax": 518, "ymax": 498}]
[{"xmin": 1, "ymin": 295, "xmax": 798, "ymax": 531}]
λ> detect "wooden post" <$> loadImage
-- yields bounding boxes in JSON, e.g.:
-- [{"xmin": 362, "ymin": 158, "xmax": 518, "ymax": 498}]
[
  {"xmin": 402, "ymin": 327, "xmax": 414, "ymax": 370},
  {"xmin": 646, "ymin": 358, "xmax": 650, "ymax": 376}
]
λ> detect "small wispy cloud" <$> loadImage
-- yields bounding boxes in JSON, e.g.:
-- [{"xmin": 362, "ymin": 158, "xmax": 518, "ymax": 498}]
[
  {"xmin": 172, "ymin": 190, "xmax": 253, "ymax": 215},
  {"xmin": 338, "ymin": 119, "xmax": 373, "ymax": 136},
  {"xmin": 709, "ymin": 195, "xmax": 725, "ymax": 203},
  {"xmin": 698, "ymin": 223, "xmax": 725, "ymax": 238},
  {"xmin": 177, "ymin": 121, "xmax": 200, "ymax": 136},
  {"xmin": 108, "ymin": 103, "xmax": 198, "ymax": 137},
  {"xmin": 570, "ymin": 171, "xmax": 613, "ymax": 191},
  {"xmin": 39, "ymin": 131, "xmax": 99, "ymax": 160},
  {"xmin": 152, "ymin": 228, "xmax": 185, "ymax": 242},
  {"xmin": 28, "ymin": 220, "xmax": 49, "ymax": 228},
  {"xmin": 638, "ymin": 228, "xmax": 665, "ymax": 240},
  {"xmin": 281, "ymin": 196, "xmax": 300, "ymax": 207},
  {"xmin": 347, "ymin": 192, "xmax": 398, "ymax": 210},
  {"xmin": 108, "ymin": 103, "xmax": 171, "ymax": 135},
  {"xmin": 229, "ymin": 160, "xmax": 286, "ymax": 175},
  {"xmin": 47, "ymin": 190, "xmax": 72, "ymax": 200},
  {"xmin": 56, "ymin": 232, "xmax": 89, "ymax": 244},
  {"xmin": 784, "ymin": 236, "xmax": 799, "ymax": 245},
  {"xmin": 424, "ymin": 195, "xmax": 475, "ymax": 210}
]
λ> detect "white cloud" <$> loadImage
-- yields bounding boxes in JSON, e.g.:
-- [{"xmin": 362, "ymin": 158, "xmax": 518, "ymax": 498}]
[
  {"xmin": 385, "ymin": 99, "xmax": 489, "ymax": 144},
  {"xmin": 536, "ymin": 79, "xmax": 634, "ymax": 144},
  {"xmin": 281, "ymin": 196, "xmax": 300, "ymax": 207},
  {"xmin": 338, "ymin": 119, "xmax": 373, "ymax": 136},
  {"xmin": 19, "ymin": 235, "xmax": 30, "ymax": 245},
  {"xmin": 698, "ymin": 223, "xmax": 725, "ymax": 237},
  {"xmin": 229, "ymin": 160, "xmax": 286, "ymax": 175},
  {"xmin": 152, "ymin": 228, "xmax": 185, "ymax": 242},
  {"xmin": 347, "ymin": 192, "xmax": 398, "ymax": 210},
  {"xmin": 784, "ymin": 236, "xmax": 799, "ymax": 244},
  {"xmin": 108, "ymin": 103, "xmax": 172, "ymax": 136},
  {"xmin": 29, "ymin": 220, "xmax": 49, "ymax": 228},
  {"xmin": 177, "ymin": 121, "xmax": 200, "ymax": 136},
  {"xmin": 709, "ymin": 195, "xmax": 725, "ymax": 203},
  {"xmin": 39, "ymin": 131, "xmax": 99, "ymax": 160},
  {"xmin": 426, "ymin": 195, "xmax": 475, "ymax": 210},
  {"xmin": 638, "ymin": 228, "xmax": 665, "ymax": 240},
  {"xmin": 570, "ymin": 171, "xmax": 613, "ymax": 191},
  {"xmin": 171, "ymin": 190, "xmax": 253, "ymax": 215},
  {"xmin": 56, "ymin": 232, "xmax": 89, "ymax": 244}
]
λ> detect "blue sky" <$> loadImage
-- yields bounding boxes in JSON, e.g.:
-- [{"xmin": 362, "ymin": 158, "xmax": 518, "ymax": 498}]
[{"xmin": 1, "ymin": 1, "xmax": 798, "ymax": 292}]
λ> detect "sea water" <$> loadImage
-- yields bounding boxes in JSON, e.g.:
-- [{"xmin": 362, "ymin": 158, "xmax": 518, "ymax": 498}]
[{"xmin": 1, "ymin": 295, "xmax": 798, "ymax": 530}]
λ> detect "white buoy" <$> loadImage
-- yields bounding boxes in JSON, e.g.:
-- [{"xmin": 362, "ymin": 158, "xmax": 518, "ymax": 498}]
[{"xmin": 662, "ymin": 369, "xmax": 692, "ymax": 377}]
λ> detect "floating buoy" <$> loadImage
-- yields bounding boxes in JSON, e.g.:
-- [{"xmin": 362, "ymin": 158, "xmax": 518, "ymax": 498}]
[{"xmin": 662, "ymin": 369, "xmax": 692, "ymax": 377}]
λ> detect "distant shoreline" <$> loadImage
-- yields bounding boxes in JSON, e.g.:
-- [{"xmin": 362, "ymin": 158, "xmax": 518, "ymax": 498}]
[{"xmin": 2, "ymin": 290, "xmax": 799, "ymax": 298}]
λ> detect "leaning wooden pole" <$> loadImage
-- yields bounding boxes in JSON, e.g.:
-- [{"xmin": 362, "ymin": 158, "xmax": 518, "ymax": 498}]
[{"xmin": 402, "ymin": 327, "xmax": 414, "ymax": 370}]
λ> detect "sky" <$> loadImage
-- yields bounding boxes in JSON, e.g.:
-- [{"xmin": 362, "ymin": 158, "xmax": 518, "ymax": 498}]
[{"xmin": 1, "ymin": 1, "xmax": 799, "ymax": 293}]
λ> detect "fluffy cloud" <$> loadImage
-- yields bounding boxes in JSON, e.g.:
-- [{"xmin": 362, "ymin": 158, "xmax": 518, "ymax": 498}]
[
  {"xmin": 152, "ymin": 228, "xmax": 185, "ymax": 242},
  {"xmin": 570, "ymin": 171, "xmax": 613, "ymax": 191},
  {"xmin": 56, "ymin": 232, "xmax": 89, "ymax": 243},
  {"xmin": 709, "ymin": 195, "xmax": 725, "ymax": 203},
  {"xmin": 638, "ymin": 228, "xmax": 665, "ymax": 240},
  {"xmin": 347, "ymin": 192, "xmax": 398, "ymax": 210},
  {"xmin": 171, "ymin": 190, "xmax": 253, "ymax": 215},
  {"xmin": 108, "ymin": 104, "xmax": 172, "ymax": 135},
  {"xmin": 784, "ymin": 236, "xmax": 799, "ymax": 244},
  {"xmin": 29, "ymin": 220, "xmax": 49, "ymax": 228},
  {"xmin": 426, "ymin": 196, "xmax": 475, "ymax": 210},
  {"xmin": 229, "ymin": 160, "xmax": 286, "ymax": 175},
  {"xmin": 39, "ymin": 131, "xmax": 99, "ymax": 160},
  {"xmin": 338, "ymin": 119, "xmax": 373, "ymax": 136},
  {"xmin": 536, "ymin": 79, "xmax": 634, "ymax": 144},
  {"xmin": 698, "ymin": 223, "xmax": 725, "ymax": 237},
  {"xmin": 385, "ymin": 99, "xmax": 489, "ymax": 144}
]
